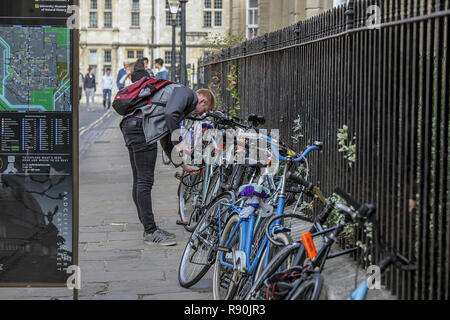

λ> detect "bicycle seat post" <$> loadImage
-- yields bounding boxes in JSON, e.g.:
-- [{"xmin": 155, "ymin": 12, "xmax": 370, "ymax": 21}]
[{"xmin": 279, "ymin": 156, "xmax": 292, "ymax": 200}]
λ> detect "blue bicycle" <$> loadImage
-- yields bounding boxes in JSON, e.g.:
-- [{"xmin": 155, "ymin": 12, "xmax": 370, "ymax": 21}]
[{"xmin": 212, "ymin": 141, "xmax": 322, "ymax": 300}]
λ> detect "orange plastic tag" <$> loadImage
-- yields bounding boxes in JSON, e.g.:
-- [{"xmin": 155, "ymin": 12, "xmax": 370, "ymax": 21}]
[{"xmin": 301, "ymin": 232, "xmax": 317, "ymax": 260}]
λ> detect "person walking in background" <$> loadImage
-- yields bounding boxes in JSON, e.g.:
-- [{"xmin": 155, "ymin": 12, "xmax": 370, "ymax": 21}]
[
  {"xmin": 79, "ymin": 72, "xmax": 84, "ymax": 102},
  {"xmin": 117, "ymin": 60, "xmax": 129, "ymax": 90},
  {"xmin": 154, "ymin": 58, "xmax": 169, "ymax": 80},
  {"xmin": 84, "ymin": 67, "xmax": 96, "ymax": 112},
  {"xmin": 101, "ymin": 68, "xmax": 114, "ymax": 111},
  {"xmin": 142, "ymin": 58, "xmax": 155, "ymax": 78},
  {"xmin": 119, "ymin": 63, "xmax": 134, "ymax": 88}
]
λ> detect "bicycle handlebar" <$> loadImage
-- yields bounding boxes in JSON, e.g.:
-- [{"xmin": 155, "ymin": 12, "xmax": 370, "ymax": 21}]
[
  {"xmin": 187, "ymin": 111, "xmax": 250, "ymax": 129},
  {"xmin": 332, "ymin": 189, "xmax": 417, "ymax": 272},
  {"xmin": 334, "ymin": 187, "xmax": 362, "ymax": 210},
  {"xmin": 189, "ymin": 112, "xmax": 322, "ymax": 163},
  {"xmin": 264, "ymin": 136, "xmax": 321, "ymax": 163},
  {"xmin": 286, "ymin": 172, "xmax": 313, "ymax": 189},
  {"xmin": 379, "ymin": 253, "xmax": 417, "ymax": 272}
]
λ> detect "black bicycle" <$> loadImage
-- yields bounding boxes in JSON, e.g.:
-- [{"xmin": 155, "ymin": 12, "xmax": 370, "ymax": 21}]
[{"xmin": 245, "ymin": 178, "xmax": 416, "ymax": 300}]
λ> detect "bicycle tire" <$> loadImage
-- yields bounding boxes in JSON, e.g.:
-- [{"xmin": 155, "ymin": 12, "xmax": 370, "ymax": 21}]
[
  {"xmin": 244, "ymin": 242, "xmax": 304, "ymax": 300},
  {"xmin": 184, "ymin": 169, "xmax": 221, "ymax": 232},
  {"xmin": 178, "ymin": 192, "xmax": 235, "ymax": 288},
  {"xmin": 253, "ymin": 232, "xmax": 293, "ymax": 284},
  {"xmin": 178, "ymin": 175, "xmax": 202, "ymax": 232},
  {"xmin": 212, "ymin": 213, "xmax": 240, "ymax": 300},
  {"xmin": 235, "ymin": 232, "xmax": 292, "ymax": 300},
  {"xmin": 213, "ymin": 214, "xmax": 292, "ymax": 300},
  {"xmin": 287, "ymin": 272, "xmax": 324, "ymax": 300}
]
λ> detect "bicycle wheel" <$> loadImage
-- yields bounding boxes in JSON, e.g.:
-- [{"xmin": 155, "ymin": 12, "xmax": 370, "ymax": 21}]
[
  {"xmin": 287, "ymin": 272, "xmax": 324, "ymax": 300},
  {"xmin": 178, "ymin": 174, "xmax": 202, "ymax": 232},
  {"xmin": 244, "ymin": 242, "xmax": 305, "ymax": 300},
  {"xmin": 234, "ymin": 231, "xmax": 292, "ymax": 301},
  {"xmin": 253, "ymin": 231, "xmax": 293, "ymax": 285},
  {"xmin": 203, "ymin": 167, "xmax": 222, "ymax": 208},
  {"xmin": 185, "ymin": 167, "xmax": 221, "ymax": 232},
  {"xmin": 212, "ymin": 213, "xmax": 241, "ymax": 300},
  {"xmin": 178, "ymin": 192, "xmax": 235, "ymax": 288}
]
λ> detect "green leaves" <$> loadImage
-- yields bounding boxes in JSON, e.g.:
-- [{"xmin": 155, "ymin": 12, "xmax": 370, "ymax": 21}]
[
  {"xmin": 226, "ymin": 63, "xmax": 240, "ymax": 117},
  {"xmin": 337, "ymin": 125, "xmax": 356, "ymax": 168},
  {"xmin": 292, "ymin": 116, "xmax": 304, "ymax": 144}
]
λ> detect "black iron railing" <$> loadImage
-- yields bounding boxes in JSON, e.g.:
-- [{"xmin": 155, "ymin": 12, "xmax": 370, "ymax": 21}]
[{"xmin": 198, "ymin": 0, "xmax": 449, "ymax": 300}]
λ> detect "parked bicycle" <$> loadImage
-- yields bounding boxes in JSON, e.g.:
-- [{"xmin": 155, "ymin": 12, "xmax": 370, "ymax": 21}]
[
  {"xmin": 178, "ymin": 112, "xmax": 307, "ymax": 289},
  {"xmin": 212, "ymin": 143, "xmax": 322, "ymax": 300},
  {"xmin": 244, "ymin": 180, "xmax": 416, "ymax": 300}
]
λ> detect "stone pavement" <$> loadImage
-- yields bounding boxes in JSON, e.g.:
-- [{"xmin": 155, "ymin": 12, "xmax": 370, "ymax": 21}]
[{"xmin": 0, "ymin": 113, "xmax": 213, "ymax": 300}]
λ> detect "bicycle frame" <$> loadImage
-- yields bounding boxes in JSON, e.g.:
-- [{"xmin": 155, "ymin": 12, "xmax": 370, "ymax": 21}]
[
  {"xmin": 217, "ymin": 154, "xmax": 294, "ymax": 276},
  {"xmin": 348, "ymin": 281, "xmax": 369, "ymax": 300},
  {"xmin": 219, "ymin": 211, "xmax": 272, "ymax": 275}
]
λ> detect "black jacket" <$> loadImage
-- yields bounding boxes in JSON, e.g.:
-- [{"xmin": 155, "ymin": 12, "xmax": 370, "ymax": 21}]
[
  {"xmin": 137, "ymin": 84, "xmax": 198, "ymax": 166},
  {"xmin": 84, "ymin": 74, "xmax": 96, "ymax": 91}
]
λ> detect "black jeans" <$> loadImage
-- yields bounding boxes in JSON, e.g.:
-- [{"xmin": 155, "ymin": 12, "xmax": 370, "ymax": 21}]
[{"xmin": 120, "ymin": 117, "xmax": 158, "ymax": 234}]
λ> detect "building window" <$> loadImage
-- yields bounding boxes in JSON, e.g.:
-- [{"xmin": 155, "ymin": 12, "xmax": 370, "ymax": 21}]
[
  {"xmin": 126, "ymin": 50, "xmax": 144, "ymax": 61},
  {"xmin": 89, "ymin": 12, "xmax": 98, "ymax": 28},
  {"xmin": 204, "ymin": 0, "xmax": 222, "ymax": 28},
  {"xmin": 166, "ymin": 11, "xmax": 181, "ymax": 26},
  {"xmin": 103, "ymin": 0, "xmax": 112, "ymax": 28},
  {"xmin": 104, "ymin": 50, "xmax": 111, "ymax": 63},
  {"xmin": 131, "ymin": 13, "xmax": 140, "ymax": 26},
  {"xmin": 247, "ymin": 0, "xmax": 259, "ymax": 39},
  {"xmin": 203, "ymin": 11, "xmax": 212, "ymax": 27},
  {"xmin": 214, "ymin": 11, "xmax": 222, "ymax": 26},
  {"xmin": 89, "ymin": 50, "xmax": 97, "ymax": 65},
  {"xmin": 165, "ymin": 51, "xmax": 180, "ymax": 65},
  {"xmin": 91, "ymin": 0, "xmax": 97, "ymax": 10},
  {"xmin": 131, "ymin": 0, "xmax": 140, "ymax": 27},
  {"xmin": 132, "ymin": 0, "xmax": 140, "ymax": 11},
  {"xmin": 104, "ymin": 12, "xmax": 112, "ymax": 28}
]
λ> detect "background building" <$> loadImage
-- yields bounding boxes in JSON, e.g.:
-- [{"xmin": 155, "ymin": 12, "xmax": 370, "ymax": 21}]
[
  {"xmin": 79, "ymin": 0, "xmax": 230, "ymax": 102},
  {"xmin": 79, "ymin": 0, "xmax": 337, "ymax": 102},
  {"xmin": 230, "ymin": 0, "xmax": 335, "ymax": 39}
]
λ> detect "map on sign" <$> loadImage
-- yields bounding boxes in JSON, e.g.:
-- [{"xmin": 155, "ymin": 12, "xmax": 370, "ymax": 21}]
[{"xmin": 0, "ymin": 26, "xmax": 71, "ymax": 112}]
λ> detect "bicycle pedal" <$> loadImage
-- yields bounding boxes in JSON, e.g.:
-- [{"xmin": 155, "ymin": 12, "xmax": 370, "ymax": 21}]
[{"xmin": 176, "ymin": 220, "xmax": 189, "ymax": 226}]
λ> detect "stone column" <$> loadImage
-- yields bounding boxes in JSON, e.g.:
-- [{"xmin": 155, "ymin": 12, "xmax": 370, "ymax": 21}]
[{"xmin": 295, "ymin": 0, "xmax": 307, "ymax": 21}]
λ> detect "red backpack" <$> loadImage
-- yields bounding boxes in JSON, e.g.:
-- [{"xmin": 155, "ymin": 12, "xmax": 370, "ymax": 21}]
[{"xmin": 112, "ymin": 77, "xmax": 173, "ymax": 116}]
